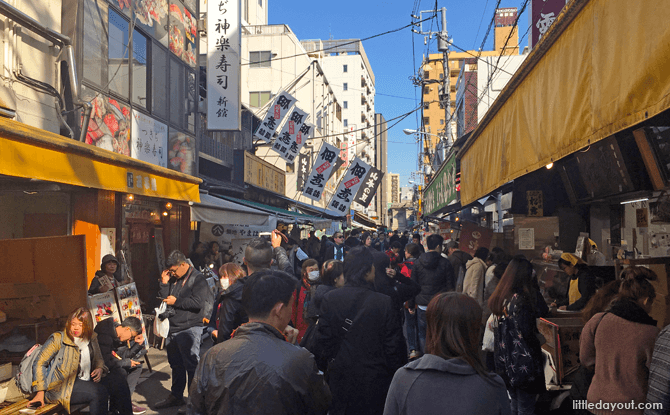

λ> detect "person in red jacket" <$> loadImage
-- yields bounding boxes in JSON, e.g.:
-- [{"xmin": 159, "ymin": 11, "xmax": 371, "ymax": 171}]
[
  {"xmin": 293, "ymin": 259, "xmax": 319, "ymax": 343},
  {"xmin": 385, "ymin": 241, "xmax": 402, "ymax": 269}
]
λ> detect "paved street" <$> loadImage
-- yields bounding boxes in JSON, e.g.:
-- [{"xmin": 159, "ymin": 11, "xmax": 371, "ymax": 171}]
[{"xmin": 132, "ymin": 346, "xmax": 179, "ymax": 415}]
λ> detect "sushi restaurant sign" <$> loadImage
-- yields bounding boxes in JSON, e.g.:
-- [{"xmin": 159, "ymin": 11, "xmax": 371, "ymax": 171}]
[{"xmin": 424, "ymin": 153, "xmax": 458, "ymax": 215}]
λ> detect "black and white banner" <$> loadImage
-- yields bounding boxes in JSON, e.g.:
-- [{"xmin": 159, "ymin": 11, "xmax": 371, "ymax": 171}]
[
  {"xmin": 270, "ymin": 107, "xmax": 310, "ymax": 163},
  {"xmin": 253, "ymin": 91, "xmax": 296, "ymax": 143},
  {"xmin": 302, "ymin": 142, "xmax": 340, "ymax": 201},
  {"xmin": 354, "ymin": 167, "xmax": 384, "ymax": 208},
  {"xmin": 329, "ymin": 157, "xmax": 371, "ymax": 214},
  {"xmin": 297, "ymin": 153, "xmax": 310, "ymax": 191}
]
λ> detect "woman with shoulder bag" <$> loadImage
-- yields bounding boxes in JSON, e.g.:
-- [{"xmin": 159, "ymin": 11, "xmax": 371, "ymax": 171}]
[
  {"xmin": 27, "ymin": 307, "xmax": 108, "ymax": 415},
  {"xmin": 488, "ymin": 258, "xmax": 546, "ymax": 415}
]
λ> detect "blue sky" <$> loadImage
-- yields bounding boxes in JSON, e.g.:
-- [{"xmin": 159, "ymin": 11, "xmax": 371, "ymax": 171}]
[{"xmin": 271, "ymin": 0, "xmax": 530, "ymax": 187}]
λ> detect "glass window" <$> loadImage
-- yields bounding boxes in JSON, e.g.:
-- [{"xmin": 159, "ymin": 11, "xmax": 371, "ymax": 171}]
[
  {"xmin": 249, "ymin": 91, "xmax": 271, "ymax": 107},
  {"xmin": 108, "ymin": 9, "xmax": 130, "ymax": 98},
  {"xmin": 81, "ymin": 85, "xmax": 132, "ymax": 156},
  {"xmin": 440, "ymin": 119, "xmax": 444, "ymax": 125},
  {"xmin": 243, "ymin": 0, "xmax": 249, "ymax": 22},
  {"xmin": 132, "ymin": 29, "xmax": 149, "ymax": 107},
  {"xmin": 424, "ymin": 102, "xmax": 429, "ymax": 110},
  {"xmin": 423, "ymin": 117, "xmax": 429, "ymax": 125},
  {"xmin": 133, "ymin": 0, "xmax": 169, "ymax": 47},
  {"xmin": 249, "ymin": 51, "xmax": 271, "ymax": 68},
  {"xmin": 83, "ymin": 0, "xmax": 108, "ymax": 86},
  {"xmin": 343, "ymin": 83, "xmax": 348, "ymax": 91},
  {"xmin": 170, "ymin": 57, "xmax": 185, "ymax": 129},
  {"xmin": 152, "ymin": 44, "xmax": 169, "ymax": 120},
  {"xmin": 343, "ymin": 101, "xmax": 347, "ymax": 109},
  {"xmin": 169, "ymin": 1, "xmax": 195, "ymax": 67},
  {"xmin": 423, "ymin": 86, "xmax": 429, "ymax": 94},
  {"xmin": 424, "ymin": 71, "xmax": 429, "ymax": 79},
  {"xmin": 258, "ymin": 0, "xmax": 262, "ymax": 6},
  {"xmin": 344, "ymin": 119, "xmax": 348, "ymax": 127},
  {"xmin": 343, "ymin": 64, "xmax": 348, "ymax": 72}
]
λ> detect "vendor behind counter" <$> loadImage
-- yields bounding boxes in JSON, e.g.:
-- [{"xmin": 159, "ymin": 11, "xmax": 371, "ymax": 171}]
[{"xmin": 554, "ymin": 253, "xmax": 597, "ymax": 311}]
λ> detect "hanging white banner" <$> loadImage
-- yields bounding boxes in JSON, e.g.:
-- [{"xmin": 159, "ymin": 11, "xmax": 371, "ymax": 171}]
[
  {"xmin": 207, "ymin": 0, "xmax": 241, "ymax": 130},
  {"xmin": 329, "ymin": 157, "xmax": 371, "ymax": 214},
  {"xmin": 253, "ymin": 91, "xmax": 296, "ymax": 143},
  {"xmin": 302, "ymin": 142, "xmax": 340, "ymax": 201},
  {"xmin": 271, "ymin": 107, "xmax": 311, "ymax": 163}
]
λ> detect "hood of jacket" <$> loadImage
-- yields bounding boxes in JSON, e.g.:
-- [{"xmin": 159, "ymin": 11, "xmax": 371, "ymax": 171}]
[
  {"xmin": 466, "ymin": 257, "xmax": 487, "ymax": 270},
  {"xmin": 451, "ymin": 250, "xmax": 473, "ymax": 264},
  {"xmin": 418, "ymin": 251, "xmax": 443, "ymax": 270},
  {"xmin": 405, "ymin": 354, "xmax": 503, "ymax": 384},
  {"xmin": 222, "ymin": 276, "xmax": 248, "ymax": 301}
]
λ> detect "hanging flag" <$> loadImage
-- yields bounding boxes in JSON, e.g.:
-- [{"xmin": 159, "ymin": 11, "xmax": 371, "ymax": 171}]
[
  {"xmin": 303, "ymin": 142, "xmax": 340, "ymax": 201},
  {"xmin": 354, "ymin": 167, "xmax": 384, "ymax": 208},
  {"xmin": 328, "ymin": 155, "xmax": 345, "ymax": 181},
  {"xmin": 297, "ymin": 153, "xmax": 310, "ymax": 191},
  {"xmin": 253, "ymin": 91, "xmax": 296, "ymax": 143},
  {"xmin": 329, "ymin": 157, "xmax": 371, "ymax": 214},
  {"xmin": 270, "ymin": 107, "xmax": 311, "ymax": 163}
]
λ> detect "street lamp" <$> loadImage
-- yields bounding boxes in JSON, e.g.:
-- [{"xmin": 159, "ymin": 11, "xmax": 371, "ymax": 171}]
[{"xmin": 403, "ymin": 129, "xmax": 444, "ymax": 139}]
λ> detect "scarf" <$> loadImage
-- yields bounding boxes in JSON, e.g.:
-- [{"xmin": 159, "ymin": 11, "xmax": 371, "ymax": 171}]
[
  {"xmin": 607, "ymin": 297, "xmax": 657, "ymax": 327},
  {"xmin": 334, "ymin": 245, "xmax": 344, "ymax": 261},
  {"xmin": 74, "ymin": 337, "xmax": 91, "ymax": 381}
]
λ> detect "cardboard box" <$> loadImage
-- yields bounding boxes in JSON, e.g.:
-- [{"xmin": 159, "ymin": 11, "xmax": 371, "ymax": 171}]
[{"xmin": 538, "ymin": 317, "xmax": 584, "ymax": 384}]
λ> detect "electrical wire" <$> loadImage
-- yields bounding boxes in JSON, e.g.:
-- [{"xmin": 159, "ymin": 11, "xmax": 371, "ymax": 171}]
[{"xmin": 242, "ymin": 17, "xmax": 434, "ymax": 67}]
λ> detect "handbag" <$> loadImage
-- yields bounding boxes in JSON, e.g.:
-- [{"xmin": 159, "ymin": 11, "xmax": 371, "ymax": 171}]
[
  {"xmin": 482, "ymin": 313, "xmax": 497, "ymax": 352},
  {"xmin": 494, "ymin": 295, "xmax": 543, "ymax": 389},
  {"xmin": 154, "ymin": 302, "xmax": 170, "ymax": 338}
]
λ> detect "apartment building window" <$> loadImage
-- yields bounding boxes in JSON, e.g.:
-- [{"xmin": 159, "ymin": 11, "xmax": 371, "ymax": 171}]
[
  {"xmin": 343, "ymin": 101, "xmax": 348, "ymax": 109},
  {"xmin": 439, "ymin": 73, "xmax": 444, "ymax": 80},
  {"xmin": 424, "ymin": 102, "xmax": 429, "ymax": 110},
  {"xmin": 249, "ymin": 91, "xmax": 272, "ymax": 108},
  {"xmin": 249, "ymin": 51, "xmax": 272, "ymax": 68},
  {"xmin": 343, "ymin": 64, "xmax": 348, "ymax": 72},
  {"xmin": 343, "ymin": 83, "xmax": 348, "ymax": 91},
  {"xmin": 344, "ymin": 119, "xmax": 348, "ymax": 127},
  {"xmin": 243, "ymin": 0, "xmax": 249, "ymax": 21},
  {"xmin": 440, "ymin": 119, "xmax": 444, "ymax": 125},
  {"xmin": 423, "ymin": 86, "xmax": 429, "ymax": 95},
  {"xmin": 423, "ymin": 117, "xmax": 430, "ymax": 125},
  {"xmin": 259, "ymin": 0, "xmax": 262, "ymax": 6},
  {"xmin": 424, "ymin": 71, "xmax": 429, "ymax": 80}
]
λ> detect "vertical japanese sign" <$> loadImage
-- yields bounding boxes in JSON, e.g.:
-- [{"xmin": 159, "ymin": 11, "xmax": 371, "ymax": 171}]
[
  {"xmin": 529, "ymin": 0, "xmax": 568, "ymax": 48},
  {"xmin": 329, "ymin": 157, "xmax": 371, "ymax": 214},
  {"xmin": 270, "ymin": 107, "xmax": 310, "ymax": 163},
  {"xmin": 253, "ymin": 91, "xmax": 296, "ymax": 143},
  {"xmin": 297, "ymin": 153, "xmax": 310, "ymax": 191},
  {"xmin": 354, "ymin": 167, "xmax": 384, "ymax": 208},
  {"xmin": 131, "ymin": 110, "xmax": 167, "ymax": 167},
  {"xmin": 347, "ymin": 127, "xmax": 357, "ymax": 165},
  {"xmin": 207, "ymin": 0, "xmax": 241, "ymax": 130},
  {"xmin": 303, "ymin": 142, "xmax": 340, "ymax": 201}
]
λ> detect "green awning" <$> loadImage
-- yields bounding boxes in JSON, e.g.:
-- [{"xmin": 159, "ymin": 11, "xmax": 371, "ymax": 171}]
[{"xmin": 217, "ymin": 195, "xmax": 333, "ymax": 229}]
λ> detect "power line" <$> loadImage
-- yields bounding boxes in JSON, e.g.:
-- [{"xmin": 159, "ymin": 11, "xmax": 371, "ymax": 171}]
[{"xmin": 242, "ymin": 17, "xmax": 433, "ymax": 67}]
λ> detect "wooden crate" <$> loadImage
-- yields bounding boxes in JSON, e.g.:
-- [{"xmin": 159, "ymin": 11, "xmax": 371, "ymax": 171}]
[{"xmin": 538, "ymin": 316, "xmax": 584, "ymax": 385}]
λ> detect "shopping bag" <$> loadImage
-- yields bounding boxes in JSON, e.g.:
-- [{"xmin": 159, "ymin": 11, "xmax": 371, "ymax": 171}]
[{"xmin": 154, "ymin": 302, "xmax": 170, "ymax": 338}]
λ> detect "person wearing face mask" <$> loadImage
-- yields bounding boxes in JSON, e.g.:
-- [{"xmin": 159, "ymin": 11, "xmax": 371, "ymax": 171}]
[
  {"xmin": 209, "ymin": 263, "xmax": 246, "ymax": 342},
  {"xmin": 293, "ymin": 259, "xmax": 319, "ymax": 343}
]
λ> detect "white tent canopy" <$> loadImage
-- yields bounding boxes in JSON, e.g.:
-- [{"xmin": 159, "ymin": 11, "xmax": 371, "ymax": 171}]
[{"xmin": 190, "ymin": 194, "xmax": 275, "ymax": 228}]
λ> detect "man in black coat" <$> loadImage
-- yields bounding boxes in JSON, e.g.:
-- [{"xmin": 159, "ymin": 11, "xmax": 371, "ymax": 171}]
[
  {"xmin": 189, "ymin": 270, "xmax": 331, "ymax": 415},
  {"xmin": 323, "ymin": 231, "xmax": 348, "ymax": 261},
  {"xmin": 155, "ymin": 251, "xmax": 210, "ymax": 411},
  {"xmin": 94, "ymin": 317, "xmax": 146, "ymax": 415},
  {"xmin": 315, "ymin": 246, "xmax": 404, "ymax": 415},
  {"xmin": 411, "ymin": 234, "xmax": 455, "ymax": 354}
]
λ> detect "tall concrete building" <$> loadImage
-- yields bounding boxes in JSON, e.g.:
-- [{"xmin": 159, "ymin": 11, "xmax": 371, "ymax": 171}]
[
  {"xmin": 240, "ymin": 25, "xmax": 343, "ymax": 208},
  {"xmin": 421, "ymin": 8, "xmax": 519, "ymax": 169},
  {"xmin": 301, "ymin": 39, "xmax": 376, "ymax": 176},
  {"xmin": 374, "ymin": 113, "xmax": 388, "ymax": 226}
]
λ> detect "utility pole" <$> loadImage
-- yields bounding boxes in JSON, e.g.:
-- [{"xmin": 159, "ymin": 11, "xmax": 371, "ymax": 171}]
[{"xmin": 437, "ymin": 7, "xmax": 452, "ymax": 150}]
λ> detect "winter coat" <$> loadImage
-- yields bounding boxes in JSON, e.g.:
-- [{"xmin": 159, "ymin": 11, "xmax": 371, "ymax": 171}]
[
  {"xmin": 411, "ymin": 251, "xmax": 456, "ymax": 307},
  {"xmin": 384, "ymin": 354, "xmax": 511, "ymax": 415},
  {"xmin": 315, "ymin": 285, "xmax": 405, "ymax": 415},
  {"xmin": 214, "ymin": 276, "xmax": 248, "ymax": 343},
  {"xmin": 158, "ymin": 265, "xmax": 209, "ymax": 335},
  {"xmin": 448, "ymin": 250, "xmax": 473, "ymax": 292},
  {"xmin": 305, "ymin": 284, "xmax": 336, "ymax": 321},
  {"xmin": 559, "ymin": 265, "xmax": 597, "ymax": 311},
  {"xmin": 34, "ymin": 331, "xmax": 106, "ymax": 413},
  {"xmin": 482, "ymin": 270, "xmax": 500, "ymax": 324},
  {"xmin": 581, "ymin": 298, "xmax": 659, "ymax": 415},
  {"xmin": 323, "ymin": 242, "xmax": 349, "ymax": 261},
  {"xmin": 94, "ymin": 318, "xmax": 143, "ymax": 372},
  {"xmin": 463, "ymin": 257, "xmax": 488, "ymax": 308},
  {"xmin": 646, "ymin": 325, "xmax": 670, "ymax": 415},
  {"xmin": 189, "ymin": 322, "xmax": 331, "ymax": 415}
]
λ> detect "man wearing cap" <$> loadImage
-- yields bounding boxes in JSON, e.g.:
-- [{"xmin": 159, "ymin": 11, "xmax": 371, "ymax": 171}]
[{"xmin": 88, "ymin": 254, "xmax": 129, "ymax": 295}]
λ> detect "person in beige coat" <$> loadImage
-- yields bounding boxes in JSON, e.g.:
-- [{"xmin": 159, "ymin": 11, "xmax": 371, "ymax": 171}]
[
  {"xmin": 462, "ymin": 247, "xmax": 489, "ymax": 308},
  {"xmin": 28, "ymin": 308, "xmax": 108, "ymax": 415}
]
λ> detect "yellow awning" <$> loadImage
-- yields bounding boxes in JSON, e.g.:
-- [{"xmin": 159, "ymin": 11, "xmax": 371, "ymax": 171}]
[
  {"xmin": 459, "ymin": 0, "xmax": 670, "ymax": 206},
  {"xmin": 0, "ymin": 117, "xmax": 201, "ymax": 202}
]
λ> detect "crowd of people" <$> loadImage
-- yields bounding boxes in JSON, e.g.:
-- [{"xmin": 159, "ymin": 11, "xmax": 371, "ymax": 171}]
[{"xmin": 23, "ymin": 226, "xmax": 670, "ymax": 415}]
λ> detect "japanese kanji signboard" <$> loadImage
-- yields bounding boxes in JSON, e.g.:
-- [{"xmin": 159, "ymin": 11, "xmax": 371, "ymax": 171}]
[
  {"xmin": 329, "ymin": 157, "xmax": 371, "ymax": 214},
  {"xmin": 303, "ymin": 142, "xmax": 340, "ymax": 201},
  {"xmin": 253, "ymin": 91, "xmax": 296, "ymax": 143},
  {"xmin": 270, "ymin": 107, "xmax": 311, "ymax": 163},
  {"xmin": 354, "ymin": 166, "xmax": 384, "ymax": 208},
  {"xmin": 529, "ymin": 0, "xmax": 568, "ymax": 48},
  {"xmin": 207, "ymin": 0, "xmax": 241, "ymax": 130},
  {"xmin": 297, "ymin": 153, "xmax": 310, "ymax": 191},
  {"xmin": 131, "ymin": 110, "xmax": 167, "ymax": 168}
]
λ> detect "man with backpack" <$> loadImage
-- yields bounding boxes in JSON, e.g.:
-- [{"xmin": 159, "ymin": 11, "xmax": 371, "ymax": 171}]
[
  {"xmin": 445, "ymin": 240, "xmax": 473, "ymax": 293},
  {"xmin": 411, "ymin": 234, "xmax": 455, "ymax": 354}
]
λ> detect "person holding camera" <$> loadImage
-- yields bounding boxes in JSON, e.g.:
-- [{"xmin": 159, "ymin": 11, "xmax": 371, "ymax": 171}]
[{"xmin": 154, "ymin": 251, "xmax": 209, "ymax": 413}]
